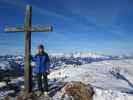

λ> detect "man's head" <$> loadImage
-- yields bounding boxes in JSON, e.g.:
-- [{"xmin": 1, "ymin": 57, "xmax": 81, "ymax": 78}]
[{"xmin": 37, "ymin": 44, "xmax": 44, "ymax": 54}]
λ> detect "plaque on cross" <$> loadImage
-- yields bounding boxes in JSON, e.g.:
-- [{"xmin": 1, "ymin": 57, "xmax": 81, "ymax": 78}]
[{"xmin": 5, "ymin": 5, "xmax": 53, "ymax": 95}]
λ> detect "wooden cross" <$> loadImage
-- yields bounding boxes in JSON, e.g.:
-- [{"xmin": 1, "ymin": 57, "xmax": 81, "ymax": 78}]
[{"xmin": 5, "ymin": 5, "xmax": 53, "ymax": 95}]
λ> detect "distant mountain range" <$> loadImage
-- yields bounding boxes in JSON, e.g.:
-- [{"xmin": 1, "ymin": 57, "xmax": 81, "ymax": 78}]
[
  {"xmin": 0, "ymin": 52, "xmax": 133, "ymax": 81},
  {"xmin": 50, "ymin": 52, "xmax": 109, "ymax": 59},
  {"xmin": 0, "ymin": 52, "xmax": 133, "ymax": 59}
]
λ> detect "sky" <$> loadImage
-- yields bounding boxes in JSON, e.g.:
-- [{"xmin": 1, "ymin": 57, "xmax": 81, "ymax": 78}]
[{"xmin": 0, "ymin": 0, "xmax": 133, "ymax": 55}]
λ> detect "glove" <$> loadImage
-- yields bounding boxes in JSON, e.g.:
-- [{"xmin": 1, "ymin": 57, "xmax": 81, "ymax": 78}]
[{"xmin": 44, "ymin": 71, "xmax": 50, "ymax": 76}]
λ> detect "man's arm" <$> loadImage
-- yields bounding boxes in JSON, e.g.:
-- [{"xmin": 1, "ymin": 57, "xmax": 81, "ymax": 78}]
[
  {"xmin": 45, "ymin": 53, "xmax": 50, "ymax": 73},
  {"xmin": 31, "ymin": 55, "xmax": 35, "ymax": 61},
  {"xmin": 30, "ymin": 55, "xmax": 37, "ymax": 67}
]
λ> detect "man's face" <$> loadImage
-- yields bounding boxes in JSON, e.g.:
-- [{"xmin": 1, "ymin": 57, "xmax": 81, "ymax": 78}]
[{"xmin": 38, "ymin": 48, "xmax": 44, "ymax": 53}]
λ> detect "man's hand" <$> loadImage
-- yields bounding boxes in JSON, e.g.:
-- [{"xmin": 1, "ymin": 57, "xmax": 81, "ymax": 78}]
[
  {"xmin": 31, "ymin": 62, "xmax": 36, "ymax": 67},
  {"xmin": 44, "ymin": 71, "xmax": 50, "ymax": 76}
]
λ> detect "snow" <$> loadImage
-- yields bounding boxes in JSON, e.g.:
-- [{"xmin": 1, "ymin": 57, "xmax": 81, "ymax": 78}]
[
  {"xmin": 0, "ymin": 82, "xmax": 6, "ymax": 88},
  {"xmin": 10, "ymin": 77, "xmax": 24, "ymax": 84},
  {"xmin": 49, "ymin": 59, "xmax": 133, "ymax": 100},
  {"xmin": 0, "ymin": 61, "xmax": 11, "ymax": 70},
  {"xmin": 93, "ymin": 88, "xmax": 133, "ymax": 100}
]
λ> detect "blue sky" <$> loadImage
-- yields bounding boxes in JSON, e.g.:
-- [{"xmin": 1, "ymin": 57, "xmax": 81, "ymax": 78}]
[{"xmin": 0, "ymin": 0, "xmax": 133, "ymax": 55}]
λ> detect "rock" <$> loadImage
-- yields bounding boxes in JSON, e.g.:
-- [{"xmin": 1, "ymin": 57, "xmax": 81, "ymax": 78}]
[
  {"xmin": 60, "ymin": 81, "xmax": 94, "ymax": 100},
  {"xmin": 4, "ymin": 96, "xmax": 14, "ymax": 100}
]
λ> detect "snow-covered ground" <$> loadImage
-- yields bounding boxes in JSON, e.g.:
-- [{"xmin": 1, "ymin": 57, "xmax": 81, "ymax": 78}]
[
  {"xmin": 0, "ymin": 53, "xmax": 133, "ymax": 100},
  {"xmin": 49, "ymin": 59, "xmax": 133, "ymax": 100}
]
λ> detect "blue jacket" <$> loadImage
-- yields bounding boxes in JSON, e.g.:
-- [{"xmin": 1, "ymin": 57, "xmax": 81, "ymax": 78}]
[{"xmin": 32, "ymin": 52, "xmax": 50, "ymax": 73}]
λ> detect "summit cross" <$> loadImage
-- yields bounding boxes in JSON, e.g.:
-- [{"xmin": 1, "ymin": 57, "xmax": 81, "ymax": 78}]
[{"xmin": 5, "ymin": 5, "xmax": 53, "ymax": 95}]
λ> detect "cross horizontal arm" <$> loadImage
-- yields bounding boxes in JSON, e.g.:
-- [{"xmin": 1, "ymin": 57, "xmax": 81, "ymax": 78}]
[
  {"xmin": 30, "ymin": 26, "xmax": 53, "ymax": 32},
  {"xmin": 5, "ymin": 27, "xmax": 25, "ymax": 32},
  {"xmin": 5, "ymin": 26, "xmax": 53, "ymax": 32}
]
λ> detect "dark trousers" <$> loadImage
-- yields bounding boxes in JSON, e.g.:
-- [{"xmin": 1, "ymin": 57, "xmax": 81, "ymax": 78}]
[{"xmin": 36, "ymin": 72, "xmax": 48, "ymax": 92}]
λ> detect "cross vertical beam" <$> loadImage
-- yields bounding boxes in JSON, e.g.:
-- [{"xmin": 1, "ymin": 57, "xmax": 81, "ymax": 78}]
[{"xmin": 24, "ymin": 5, "xmax": 32, "ymax": 93}]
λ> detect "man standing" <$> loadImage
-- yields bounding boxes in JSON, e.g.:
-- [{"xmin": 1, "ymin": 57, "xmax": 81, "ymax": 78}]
[{"xmin": 32, "ymin": 44, "xmax": 50, "ymax": 96}]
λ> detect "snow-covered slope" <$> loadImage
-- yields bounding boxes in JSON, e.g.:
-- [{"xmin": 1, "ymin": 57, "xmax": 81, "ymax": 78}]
[
  {"xmin": 0, "ymin": 61, "xmax": 11, "ymax": 71},
  {"xmin": 49, "ymin": 59, "xmax": 133, "ymax": 100}
]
